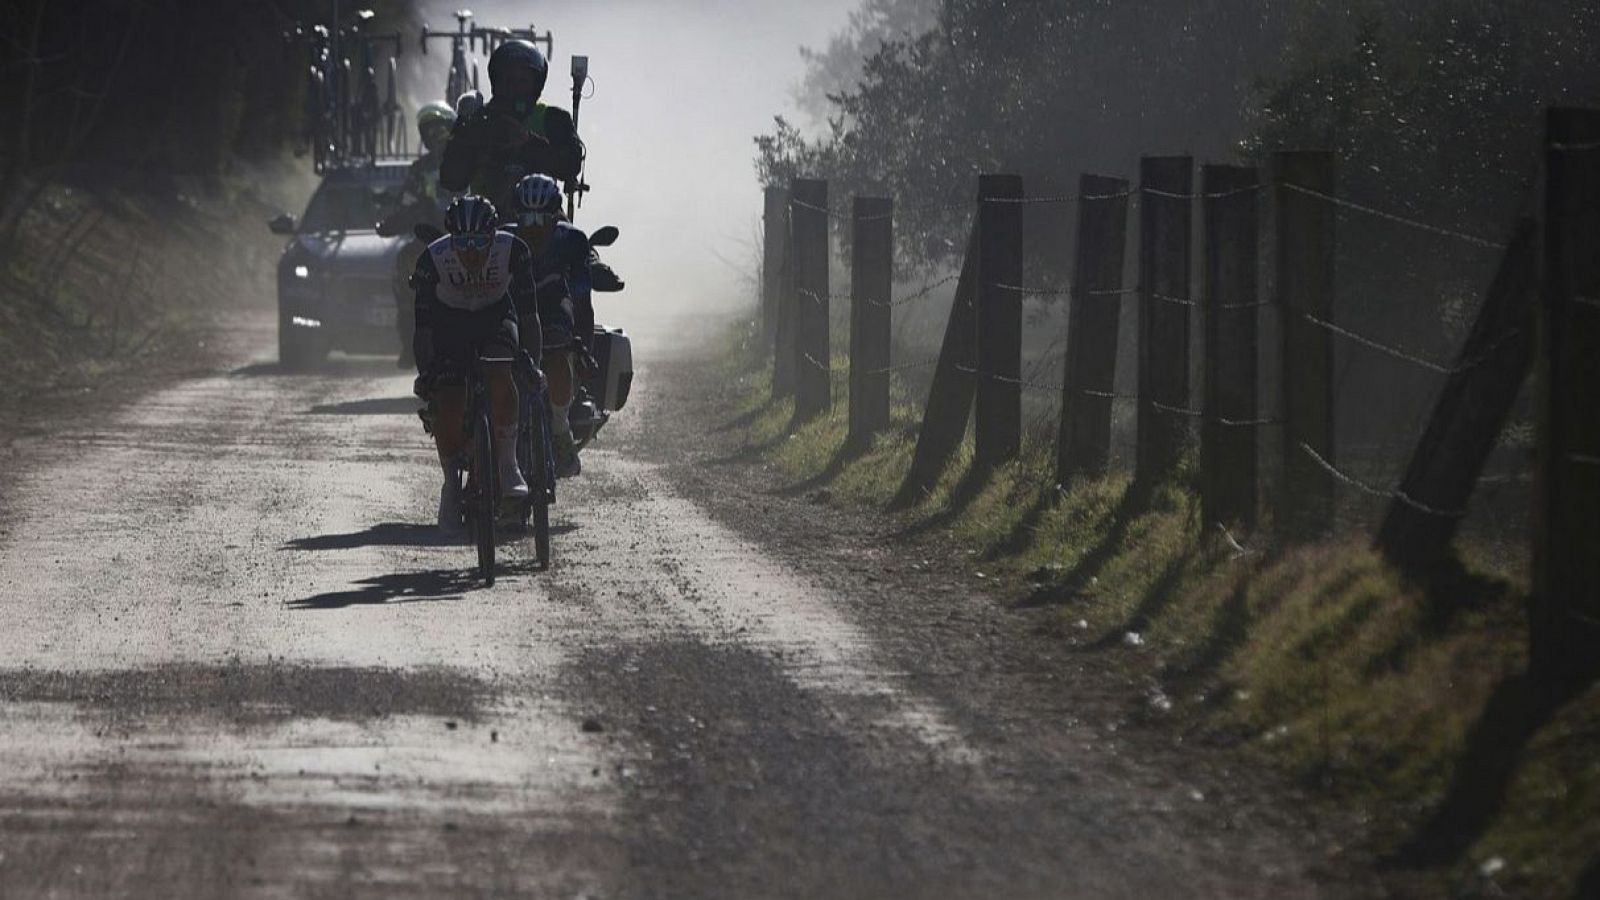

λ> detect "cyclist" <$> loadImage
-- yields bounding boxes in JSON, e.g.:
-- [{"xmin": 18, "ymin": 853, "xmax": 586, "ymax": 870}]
[
  {"xmin": 506, "ymin": 174, "xmax": 603, "ymax": 477},
  {"xmin": 412, "ymin": 195, "xmax": 541, "ymax": 530},
  {"xmin": 440, "ymin": 39, "xmax": 584, "ymax": 210},
  {"xmin": 378, "ymin": 101, "xmax": 458, "ymax": 367}
]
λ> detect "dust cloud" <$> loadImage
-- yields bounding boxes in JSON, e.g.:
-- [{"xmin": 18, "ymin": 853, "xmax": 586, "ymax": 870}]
[{"xmin": 413, "ymin": 0, "xmax": 857, "ymax": 343}]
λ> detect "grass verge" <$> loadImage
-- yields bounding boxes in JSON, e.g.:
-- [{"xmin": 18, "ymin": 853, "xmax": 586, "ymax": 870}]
[{"xmin": 712, "ymin": 324, "xmax": 1599, "ymax": 900}]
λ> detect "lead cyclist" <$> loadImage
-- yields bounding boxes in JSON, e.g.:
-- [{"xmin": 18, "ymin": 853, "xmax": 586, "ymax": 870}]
[{"xmin": 412, "ymin": 195, "xmax": 541, "ymax": 530}]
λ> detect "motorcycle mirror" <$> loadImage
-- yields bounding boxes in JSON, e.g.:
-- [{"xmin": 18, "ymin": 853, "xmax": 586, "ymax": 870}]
[
  {"xmin": 590, "ymin": 225, "xmax": 620, "ymax": 247},
  {"xmin": 268, "ymin": 213, "xmax": 297, "ymax": 235},
  {"xmin": 413, "ymin": 223, "xmax": 445, "ymax": 243}
]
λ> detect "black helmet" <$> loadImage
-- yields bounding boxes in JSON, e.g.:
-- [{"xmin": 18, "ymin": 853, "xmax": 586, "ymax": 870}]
[
  {"xmin": 487, "ymin": 40, "xmax": 548, "ymax": 102},
  {"xmin": 444, "ymin": 194, "xmax": 498, "ymax": 235}
]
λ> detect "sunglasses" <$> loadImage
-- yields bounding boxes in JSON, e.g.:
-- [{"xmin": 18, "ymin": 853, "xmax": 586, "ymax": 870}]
[
  {"xmin": 516, "ymin": 212, "xmax": 555, "ymax": 228},
  {"xmin": 452, "ymin": 234, "xmax": 492, "ymax": 250}
]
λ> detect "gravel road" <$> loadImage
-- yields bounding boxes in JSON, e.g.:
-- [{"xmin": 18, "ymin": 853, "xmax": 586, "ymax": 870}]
[{"xmin": 0, "ymin": 315, "xmax": 1373, "ymax": 898}]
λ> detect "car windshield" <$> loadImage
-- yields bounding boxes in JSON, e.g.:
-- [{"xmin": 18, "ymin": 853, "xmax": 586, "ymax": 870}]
[{"xmin": 298, "ymin": 179, "xmax": 395, "ymax": 233}]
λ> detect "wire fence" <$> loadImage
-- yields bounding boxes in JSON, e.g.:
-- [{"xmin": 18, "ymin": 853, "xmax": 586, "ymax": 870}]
[{"xmin": 770, "ymin": 150, "xmax": 1556, "ymax": 567}]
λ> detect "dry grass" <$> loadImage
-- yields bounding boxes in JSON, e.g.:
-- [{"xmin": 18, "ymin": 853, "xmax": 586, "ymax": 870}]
[{"xmin": 713, "ymin": 325, "xmax": 1600, "ymax": 900}]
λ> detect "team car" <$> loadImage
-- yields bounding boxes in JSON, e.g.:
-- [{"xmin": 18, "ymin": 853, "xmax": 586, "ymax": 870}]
[{"xmin": 268, "ymin": 161, "xmax": 411, "ymax": 368}]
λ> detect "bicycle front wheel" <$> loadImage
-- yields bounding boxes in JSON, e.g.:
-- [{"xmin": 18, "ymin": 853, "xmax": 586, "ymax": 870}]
[{"xmin": 473, "ymin": 411, "xmax": 497, "ymax": 585}]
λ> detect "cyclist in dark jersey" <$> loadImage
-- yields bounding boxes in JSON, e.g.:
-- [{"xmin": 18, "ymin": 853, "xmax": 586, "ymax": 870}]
[
  {"xmin": 506, "ymin": 174, "xmax": 599, "ymax": 477},
  {"xmin": 412, "ymin": 195, "xmax": 540, "ymax": 530}
]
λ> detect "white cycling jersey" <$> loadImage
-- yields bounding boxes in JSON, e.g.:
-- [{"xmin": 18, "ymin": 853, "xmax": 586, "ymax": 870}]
[{"xmin": 426, "ymin": 232, "xmax": 517, "ymax": 312}]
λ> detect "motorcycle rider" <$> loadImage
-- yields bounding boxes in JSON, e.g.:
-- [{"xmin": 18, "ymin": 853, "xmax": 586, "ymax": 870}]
[
  {"xmin": 440, "ymin": 39, "xmax": 583, "ymax": 210},
  {"xmin": 378, "ymin": 101, "xmax": 458, "ymax": 367},
  {"xmin": 412, "ymin": 195, "xmax": 541, "ymax": 531},
  {"xmin": 506, "ymin": 174, "xmax": 605, "ymax": 477}
]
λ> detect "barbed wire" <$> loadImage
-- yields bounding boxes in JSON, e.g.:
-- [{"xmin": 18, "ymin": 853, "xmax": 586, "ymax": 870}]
[
  {"xmin": 1143, "ymin": 184, "xmax": 1262, "ymax": 201},
  {"xmin": 1152, "ymin": 292, "xmax": 1198, "ymax": 308},
  {"xmin": 1277, "ymin": 182, "xmax": 1503, "ymax": 251},
  {"xmin": 988, "ymin": 188, "xmax": 1138, "ymax": 205},
  {"xmin": 1296, "ymin": 441, "xmax": 1467, "ymax": 519},
  {"xmin": 859, "ymin": 357, "xmax": 940, "ymax": 377},
  {"xmin": 992, "ymin": 282, "xmax": 1074, "ymax": 297},
  {"xmin": 955, "ymin": 365, "xmax": 1065, "ymax": 395},
  {"xmin": 790, "ymin": 197, "xmax": 967, "ymax": 222},
  {"xmin": 1076, "ymin": 386, "xmax": 1137, "ymax": 400},
  {"xmin": 1551, "ymin": 140, "xmax": 1600, "ymax": 152},
  {"xmin": 871, "ymin": 273, "xmax": 961, "ymax": 309},
  {"xmin": 1302, "ymin": 313, "xmax": 1521, "ymax": 376}
]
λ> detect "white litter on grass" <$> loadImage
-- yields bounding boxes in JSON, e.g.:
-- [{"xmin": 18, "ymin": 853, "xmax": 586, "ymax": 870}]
[
  {"xmin": 1122, "ymin": 632, "xmax": 1145, "ymax": 648},
  {"xmin": 1479, "ymin": 857, "xmax": 1506, "ymax": 878}
]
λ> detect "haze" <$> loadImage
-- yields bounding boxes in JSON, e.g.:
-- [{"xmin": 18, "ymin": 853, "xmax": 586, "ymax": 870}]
[{"xmin": 419, "ymin": 0, "xmax": 858, "ymax": 339}]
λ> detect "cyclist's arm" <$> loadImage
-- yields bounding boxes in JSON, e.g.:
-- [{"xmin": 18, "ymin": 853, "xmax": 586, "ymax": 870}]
[
  {"xmin": 412, "ymin": 252, "xmax": 443, "ymax": 374},
  {"xmin": 439, "ymin": 114, "xmax": 487, "ymax": 193},
  {"xmin": 507, "ymin": 237, "xmax": 541, "ymax": 352}
]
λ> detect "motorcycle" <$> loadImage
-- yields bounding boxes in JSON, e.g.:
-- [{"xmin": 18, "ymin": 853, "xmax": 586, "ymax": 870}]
[{"xmin": 569, "ymin": 224, "xmax": 631, "ymax": 450}]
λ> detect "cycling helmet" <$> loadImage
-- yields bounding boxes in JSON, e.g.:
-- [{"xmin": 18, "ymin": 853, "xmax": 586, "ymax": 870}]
[
  {"xmin": 416, "ymin": 101, "xmax": 456, "ymax": 134},
  {"xmin": 513, "ymin": 174, "xmax": 564, "ymax": 216},
  {"xmin": 487, "ymin": 40, "xmax": 548, "ymax": 102},
  {"xmin": 444, "ymin": 194, "xmax": 497, "ymax": 235}
]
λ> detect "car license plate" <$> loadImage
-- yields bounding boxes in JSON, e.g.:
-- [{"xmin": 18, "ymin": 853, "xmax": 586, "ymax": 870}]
[{"xmin": 365, "ymin": 305, "xmax": 397, "ymax": 327}]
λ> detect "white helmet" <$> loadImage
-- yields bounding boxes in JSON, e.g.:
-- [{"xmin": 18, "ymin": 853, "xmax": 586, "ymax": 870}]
[{"xmin": 513, "ymin": 174, "xmax": 564, "ymax": 218}]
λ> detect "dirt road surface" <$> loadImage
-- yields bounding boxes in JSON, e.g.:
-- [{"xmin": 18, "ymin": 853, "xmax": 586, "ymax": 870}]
[{"xmin": 0, "ymin": 316, "xmax": 1371, "ymax": 898}]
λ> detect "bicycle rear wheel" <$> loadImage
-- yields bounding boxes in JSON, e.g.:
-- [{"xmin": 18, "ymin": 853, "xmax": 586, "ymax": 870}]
[{"xmin": 473, "ymin": 410, "xmax": 497, "ymax": 585}]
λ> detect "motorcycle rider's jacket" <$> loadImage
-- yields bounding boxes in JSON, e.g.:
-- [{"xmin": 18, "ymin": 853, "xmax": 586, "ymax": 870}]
[{"xmin": 441, "ymin": 97, "xmax": 583, "ymax": 210}]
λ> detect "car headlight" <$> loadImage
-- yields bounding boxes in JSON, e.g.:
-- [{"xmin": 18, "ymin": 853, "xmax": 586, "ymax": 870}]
[{"xmin": 293, "ymin": 264, "xmax": 311, "ymax": 279}]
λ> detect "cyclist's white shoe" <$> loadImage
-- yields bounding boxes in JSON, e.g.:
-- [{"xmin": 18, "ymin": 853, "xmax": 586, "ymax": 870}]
[
  {"xmin": 437, "ymin": 475, "xmax": 464, "ymax": 533},
  {"xmin": 496, "ymin": 425, "xmax": 530, "ymax": 498},
  {"xmin": 554, "ymin": 431, "xmax": 582, "ymax": 479}
]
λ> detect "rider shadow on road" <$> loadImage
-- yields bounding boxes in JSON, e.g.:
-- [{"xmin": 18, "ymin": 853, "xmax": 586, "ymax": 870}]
[
  {"xmin": 305, "ymin": 397, "xmax": 422, "ymax": 416},
  {"xmin": 230, "ymin": 357, "xmax": 402, "ymax": 378},
  {"xmin": 284, "ymin": 523, "xmax": 459, "ymax": 551},
  {"xmin": 286, "ymin": 562, "xmax": 544, "ymax": 610}
]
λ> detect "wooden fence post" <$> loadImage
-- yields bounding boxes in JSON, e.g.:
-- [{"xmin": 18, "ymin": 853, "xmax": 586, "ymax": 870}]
[
  {"xmin": 1136, "ymin": 156, "xmax": 1195, "ymax": 489},
  {"xmin": 850, "ymin": 196, "xmax": 893, "ymax": 446},
  {"xmin": 772, "ymin": 191, "xmax": 796, "ymax": 400},
  {"xmin": 792, "ymin": 178, "xmax": 831, "ymax": 420},
  {"xmin": 761, "ymin": 186, "xmax": 788, "ymax": 349},
  {"xmin": 896, "ymin": 225, "xmax": 979, "ymax": 505},
  {"xmin": 1274, "ymin": 151, "xmax": 1337, "ymax": 541},
  {"xmin": 1375, "ymin": 220, "xmax": 1538, "ymax": 570},
  {"xmin": 1201, "ymin": 165, "xmax": 1261, "ymax": 530},
  {"xmin": 1058, "ymin": 174, "xmax": 1131, "ymax": 485},
  {"xmin": 1532, "ymin": 107, "xmax": 1600, "ymax": 686},
  {"xmin": 975, "ymin": 174, "xmax": 1024, "ymax": 469}
]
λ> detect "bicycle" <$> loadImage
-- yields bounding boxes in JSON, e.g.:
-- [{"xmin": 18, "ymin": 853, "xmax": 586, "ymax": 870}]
[
  {"xmin": 511, "ymin": 350, "xmax": 555, "ymax": 568},
  {"xmin": 442, "ymin": 353, "xmax": 507, "ymax": 584},
  {"xmin": 430, "ymin": 349, "xmax": 553, "ymax": 583}
]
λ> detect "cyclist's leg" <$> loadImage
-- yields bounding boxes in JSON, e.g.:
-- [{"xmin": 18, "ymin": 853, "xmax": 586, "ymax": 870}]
[
  {"xmin": 536, "ymin": 295, "xmax": 581, "ymax": 474},
  {"xmin": 432, "ymin": 383, "xmax": 468, "ymax": 462},
  {"xmin": 486, "ymin": 306, "xmax": 528, "ymax": 497}
]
